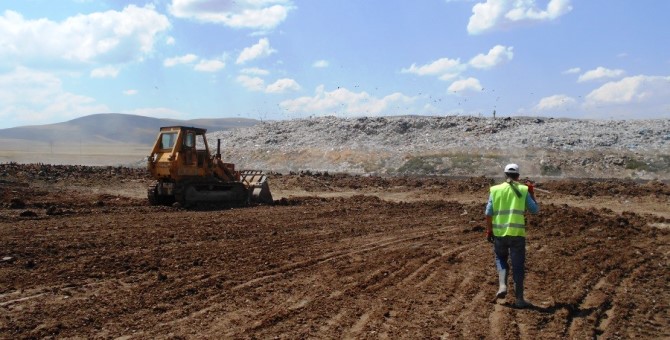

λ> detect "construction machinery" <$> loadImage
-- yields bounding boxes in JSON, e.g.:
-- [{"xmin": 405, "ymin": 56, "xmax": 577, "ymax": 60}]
[{"xmin": 146, "ymin": 126, "xmax": 273, "ymax": 207}]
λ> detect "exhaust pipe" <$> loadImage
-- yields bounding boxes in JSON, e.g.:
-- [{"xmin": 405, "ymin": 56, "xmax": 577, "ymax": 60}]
[{"xmin": 216, "ymin": 138, "xmax": 221, "ymax": 160}]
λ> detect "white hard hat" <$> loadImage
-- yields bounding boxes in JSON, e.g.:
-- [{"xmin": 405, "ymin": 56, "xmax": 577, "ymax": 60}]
[{"xmin": 504, "ymin": 163, "xmax": 520, "ymax": 174}]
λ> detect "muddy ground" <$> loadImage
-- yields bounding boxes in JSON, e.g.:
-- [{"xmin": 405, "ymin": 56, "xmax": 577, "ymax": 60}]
[{"xmin": 0, "ymin": 164, "xmax": 668, "ymax": 339}]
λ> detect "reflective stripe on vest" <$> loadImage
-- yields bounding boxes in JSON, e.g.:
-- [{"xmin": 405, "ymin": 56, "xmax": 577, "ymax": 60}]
[{"xmin": 490, "ymin": 182, "xmax": 529, "ymax": 237}]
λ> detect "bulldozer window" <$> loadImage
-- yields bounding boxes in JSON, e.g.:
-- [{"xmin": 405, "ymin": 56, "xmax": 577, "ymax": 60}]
[
  {"xmin": 184, "ymin": 132, "xmax": 195, "ymax": 148},
  {"xmin": 195, "ymin": 134, "xmax": 207, "ymax": 151},
  {"xmin": 161, "ymin": 132, "xmax": 177, "ymax": 149}
]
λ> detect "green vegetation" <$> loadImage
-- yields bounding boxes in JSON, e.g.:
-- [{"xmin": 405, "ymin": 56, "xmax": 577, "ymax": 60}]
[
  {"xmin": 397, "ymin": 156, "xmax": 441, "ymax": 175},
  {"xmin": 644, "ymin": 155, "xmax": 670, "ymax": 173},
  {"xmin": 362, "ymin": 159, "xmax": 385, "ymax": 173},
  {"xmin": 394, "ymin": 152, "xmax": 507, "ymax": 175},
  {"xmin": 540, "ymin": 164, "xmax": 562, "ymax": 176},
  {"xmin": 450, "ymin": 154, "xmax": 477, "ymax": 170},
  {"xmin": 625, "ymin": 159, "xmax": 649, "ymax": 171}
]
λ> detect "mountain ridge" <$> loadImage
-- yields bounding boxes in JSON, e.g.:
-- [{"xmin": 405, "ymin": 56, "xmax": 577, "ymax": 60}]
[{"xmin": 0, "ymin": 113, "xmax": 258, "ymax": 145}]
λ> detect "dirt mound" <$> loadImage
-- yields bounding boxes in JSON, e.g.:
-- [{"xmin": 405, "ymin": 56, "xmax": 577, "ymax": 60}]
[
  {"xmin": 271, "ymin": 171, "xmax": 493, "ymax": 193},
  {"xmin": 0, "ymin": 164, "xmax": 668, "ymax": 338},
  {"xmin": 0, "ymin": 163, "xmax": 148, "ymax": 182},
  {"xmin": 540, "ymin": 178, "xmax": 670, "ymax": 197}
]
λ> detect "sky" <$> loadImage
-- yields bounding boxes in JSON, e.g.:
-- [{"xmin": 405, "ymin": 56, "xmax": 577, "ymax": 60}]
[{"xmin": 0, "ymin": 0, "xmax": 669, "ymax": 129}]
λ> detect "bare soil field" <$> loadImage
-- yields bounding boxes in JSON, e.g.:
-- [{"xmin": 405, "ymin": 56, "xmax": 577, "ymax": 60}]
[
  {"xmin": 0, "ymin": 164, "xmax": 668, "ymax": 339},
  {"xmin": 0, "ymin": 140, "xmax": 148, "ymax": 166}
]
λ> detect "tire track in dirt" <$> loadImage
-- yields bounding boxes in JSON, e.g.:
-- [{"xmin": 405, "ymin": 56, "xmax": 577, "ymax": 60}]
[
  {"xmin": 398, "ymin": 242, "xmax": 471, "ymax": 288},
  {"xmin": 150, "ymin": 225, "xmax": 457, "ymax": 336},
  {"xmin": 566, "ymin": 273, "xmax": 616, "ymax": 339},
  {"xmin": 245, "ymin": 225, "xmax": 458, "ymax": 338},
  {"xmin": 579, "ymin": 259, "xmax": 664, "ymax": 338},
  {"xmin": 430, "ymin": 238, "xmax": 523, "ymax": 339},
  {"xmin": 446, "ymin": 270, "xmax": 490, "ymax": 338},
  {"xmin": 331, "ymin": 229, "xmax": 481, "ymax": 338},
  {"xmin": 557, "ymin": 254, "xmax": 648, "ymax": 338},
  {"xmin": 488, "ymin": 303, "xmax": 513, "ymax": 340},
  {"xmin": 229, "ymin": 222, "xmax": 464, "ymax": 338},
  {"xmin": 0, "ymin": 273, "xmax": 148, "ymax": 308},
  {"xmin": 232, "ymin": 227, "xmax": 441, "ymax": 291},
  {"xmin": 340, "ymin": 238, "xmax": 487, "ymax": 338}
]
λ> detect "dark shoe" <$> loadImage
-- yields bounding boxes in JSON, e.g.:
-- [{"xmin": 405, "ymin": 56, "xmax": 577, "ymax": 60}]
[
  {"xmin": 496, "ymin": 285, "xmax": 507, "ymax": 299},
  {"xmin": 514, "ymin": 299, "xmax": 529, "ymax": 308}
]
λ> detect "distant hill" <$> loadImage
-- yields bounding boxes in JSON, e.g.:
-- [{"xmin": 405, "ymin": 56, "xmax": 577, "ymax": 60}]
[{"xmin": 0, "ymin": 113, "xmax": 258, "ymax": 145}]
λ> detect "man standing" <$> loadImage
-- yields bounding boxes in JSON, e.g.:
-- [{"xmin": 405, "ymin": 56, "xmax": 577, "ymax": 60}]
[{"xmin": 485, "ymin": 164, "xmax": 539, "ymax": 308}]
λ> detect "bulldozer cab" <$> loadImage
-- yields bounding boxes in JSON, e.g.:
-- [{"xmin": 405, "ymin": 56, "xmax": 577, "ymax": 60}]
[
  {"xmin": 181, "ymin": 129, "xmax": 207, "ymax": 166},
  {"xmin": 148, "ymin": 126, "xmax": 211, "ymax": 180}
]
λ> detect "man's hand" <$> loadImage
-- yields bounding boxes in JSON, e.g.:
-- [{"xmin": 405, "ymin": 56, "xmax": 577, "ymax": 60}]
[
  {"xmin": 485, "ymin": 216, "xmax": 494, "ymax": 243},
  {"xmin": 524, "ymin": 179, "xmax": 535, "ymax": 195},
  {"xmin": 486, "ymin": 229, "xmax": 494, "ymax": 243}
]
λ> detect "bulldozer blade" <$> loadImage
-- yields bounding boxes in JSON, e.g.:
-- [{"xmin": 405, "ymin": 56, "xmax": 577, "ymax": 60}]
[{"xmin": 240, "ymin": 170, "xmax": 274, "ymax": 204}]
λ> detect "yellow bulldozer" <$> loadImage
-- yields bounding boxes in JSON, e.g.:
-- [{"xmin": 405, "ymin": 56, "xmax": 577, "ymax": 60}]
[{"xmin": 146, "ymin": 126, "xmax": 273, "ymax": 207}]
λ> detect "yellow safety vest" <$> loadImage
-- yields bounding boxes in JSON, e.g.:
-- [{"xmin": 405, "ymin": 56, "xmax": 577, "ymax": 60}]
[{"xmin": 490, "ymin": 182, "xmax": 529, "ymax": 237}]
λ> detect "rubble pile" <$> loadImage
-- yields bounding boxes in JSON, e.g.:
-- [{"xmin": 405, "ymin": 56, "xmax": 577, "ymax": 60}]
[{"xmin": 208, "ymin": 116, "xmax": 670, "ymax": 179}]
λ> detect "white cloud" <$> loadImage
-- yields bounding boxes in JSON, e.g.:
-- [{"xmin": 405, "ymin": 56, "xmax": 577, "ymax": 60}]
[
  {"xmin": 166, "ymin": 36, "xmax": 176, "ymax": 45},
  {"xmin": 578, "ymin": 75, "xmax": 670, "ymax": 119},
  {"xmin": 194, "ymin": 59, "xmax": 225, "ymax": 72},
  {"xmin": 468, "ymin": 0, "xmax": 572, "ymax": 34},
  {"xmin": 237, "ymin": 75, "xmax": 300, "ymax": 93},
  {"xmin": 236, "ymin": 38, "xmax": 276, "ymax": 64},
  {"xmin": 169, "ymin": 0, "xmax": 293, "ymax": 30},
  {"xmin": 280, "ymin": 85, "xmax": 414, "ymax": 116},
  {"xmin": 403, "ymin": 45, "xmax": 511, "ymax": 82},
  {"xmin": 0, "ymin": 67, "xmax": 109, "ymax": 127},
  {"xmin": 0, "ymin": 5, "xmax": 170, "ymax": 67},
  {"xmin": 164, "ymin": 54, "xmax": 198, "ymax": 67},
  {"xmin": 468, "ymin": 0, "xmax": 506, "ymax": 35},
  {"xmin": 313, "ymin": 60, "xmax": 329, "ymax": 68},
  {"xmin": 240, "ymin": 67, "xmax": 270, "ymax": 76},
  {"xmin": 164, "ymin": 54, "xmax": 225, "ymax": 72},
  {"xmin": 534, "ymin": 94, "xmax": 576, "ymax": 111},
  {"xmin": 401, "ymin": 57, "xmax": 465, "ymax": 80},
  {"xmin": 265, "ymin": 78, "xmax": 301, "ymax": 93},
  {"xmin": 585, "ymin": 75, "xmax": 670, "ymax": 105},
  {"xmin": 236, "ymin": 75, "xmax": 266, "ymax": 91},
  {"xmin": 505, "ymin": 0, "xmax": 572, "ymax": 20},
  {"xmin": 578, "ymin": 66, "xmax": 625, "ymax": 82},
  {"xmin": 90, "ymin": 66, "xmax": 120, "ymax": 78},
  {"xmin": 563, "ymin": 67, "xmax": 581, "ymax": 74},
  {"xmin": 448, "ymin": 77, "xmax": 483, "ymax": 93},
  {"xmin": 468, "ymin": 45, "xmax": 513, "ymax": 69},
  {"xmin": 123, "ymin": 89, "xmax": 138, "ymax": 95}
]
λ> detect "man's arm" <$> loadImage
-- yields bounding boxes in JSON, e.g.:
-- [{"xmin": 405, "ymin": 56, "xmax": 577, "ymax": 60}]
[
  {"xmin": 486, "ymin": 215, "xmax": 493, "ymax": 234},
  {"xmin": 526, "ymin": 192, "xmax": 539, "ymax": 214},
  {"xmin": 485, "ymin": 194, "xmax": 493, "ymax": 216},
  {"xmin": 485, "ymin": 195, "xmax": 494, "ymax": 242}
]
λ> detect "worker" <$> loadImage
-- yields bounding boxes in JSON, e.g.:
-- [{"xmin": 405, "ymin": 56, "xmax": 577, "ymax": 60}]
[{"xmin": 485, "ymin": 163, "xmax": 539, "ymax": 308}]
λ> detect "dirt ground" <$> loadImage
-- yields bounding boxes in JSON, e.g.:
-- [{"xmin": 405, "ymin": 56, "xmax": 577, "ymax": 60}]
[{"xmin": 0, "ymin": 164, "xmax": 668, "ymax": 339}]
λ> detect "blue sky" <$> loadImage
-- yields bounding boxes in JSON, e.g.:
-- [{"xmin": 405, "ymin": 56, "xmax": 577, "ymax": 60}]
[{"xmin": 0, "ymin": 0, "xmax": 668, "ymax": 129}]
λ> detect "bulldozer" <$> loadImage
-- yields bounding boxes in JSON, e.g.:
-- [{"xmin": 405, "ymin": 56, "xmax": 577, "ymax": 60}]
[{"xmin": 146, "ymin": 126, "xmax": 273, "ymax": 207}]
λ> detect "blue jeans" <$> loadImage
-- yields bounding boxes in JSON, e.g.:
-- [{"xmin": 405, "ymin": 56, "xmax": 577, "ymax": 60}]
[{"xmin": 494, "ymin": 236, "xmax": 526, "ymax": 290}]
